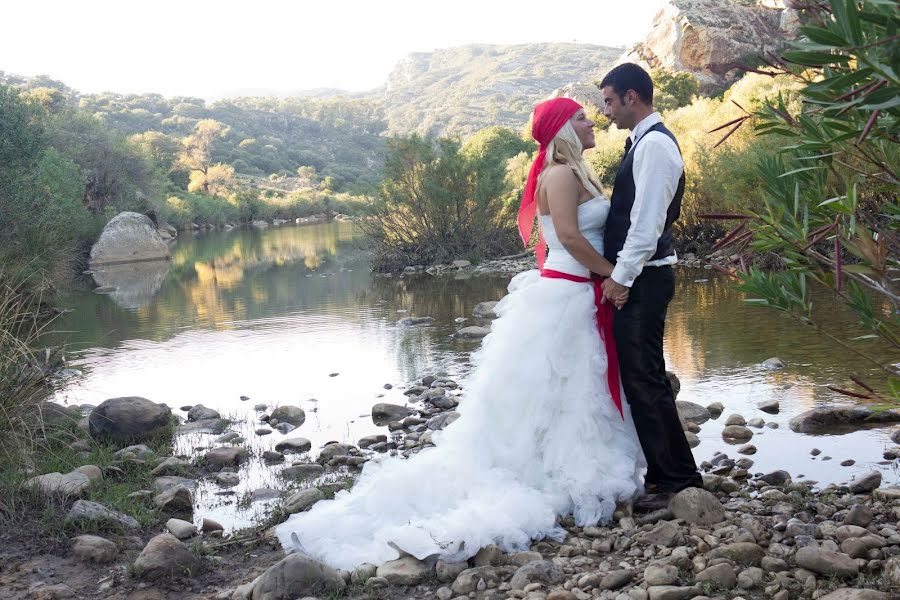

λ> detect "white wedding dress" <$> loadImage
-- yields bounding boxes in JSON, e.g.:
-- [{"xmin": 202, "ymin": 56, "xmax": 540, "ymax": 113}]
[{"xmin": 276, "ymin": 197, "xmax": 646, "ymax": 570}]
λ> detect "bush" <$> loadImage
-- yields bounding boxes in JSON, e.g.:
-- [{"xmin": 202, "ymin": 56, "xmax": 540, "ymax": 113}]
[{"xmin": 361, "ymin": 133, "xmax": 523, "ymax": 271}]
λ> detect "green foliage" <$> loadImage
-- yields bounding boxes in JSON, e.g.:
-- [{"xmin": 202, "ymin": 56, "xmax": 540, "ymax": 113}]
[
  {"xmin": 652, "ymin": 69, "xmax": 700, "ymax": 112},
  {"xmin": 712, "ymin": 0, "xmax": 899, "ymax": 396},
  {"xmin": 362, "ymin": 133, "xmax": 524, "ymax": 271}
]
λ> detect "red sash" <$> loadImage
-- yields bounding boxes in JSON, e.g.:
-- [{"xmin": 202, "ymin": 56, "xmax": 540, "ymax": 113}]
[{"xmin": 540, "ymin": 269, "xmax": 624, "ymax": 420}]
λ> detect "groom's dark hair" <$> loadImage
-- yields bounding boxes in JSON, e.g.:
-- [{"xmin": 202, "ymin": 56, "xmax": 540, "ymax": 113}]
[{"xmin": 598, "ymin": 63, "xmax": 654, "ymax": 105}]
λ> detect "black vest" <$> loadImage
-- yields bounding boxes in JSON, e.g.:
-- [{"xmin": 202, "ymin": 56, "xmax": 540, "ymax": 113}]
[{"xmin": 603, "ymin": 122, "xmax": 685, "ymax": 265}]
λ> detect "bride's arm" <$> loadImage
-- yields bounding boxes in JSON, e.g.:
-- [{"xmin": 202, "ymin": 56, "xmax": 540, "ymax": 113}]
[{"xmin": 541, "ymin": 166, "xmax": 616, "ymax": 277}]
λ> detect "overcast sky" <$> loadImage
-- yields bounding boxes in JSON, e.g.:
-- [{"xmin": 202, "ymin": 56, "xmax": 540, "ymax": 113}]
[{"xmin": 3, "ymin": 0, "xmax": 667, "ymax": 98}]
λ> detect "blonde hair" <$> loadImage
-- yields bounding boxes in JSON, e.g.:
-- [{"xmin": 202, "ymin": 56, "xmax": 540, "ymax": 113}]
[{"xmin": 537, "ymin": 120, "xmax": 603, "ymax": 198}]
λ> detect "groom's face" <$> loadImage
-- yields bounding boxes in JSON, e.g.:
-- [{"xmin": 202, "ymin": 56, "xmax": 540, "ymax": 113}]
[{"xmin": 600, "ymin": 86, "xmax": 635, "ymax": 130}]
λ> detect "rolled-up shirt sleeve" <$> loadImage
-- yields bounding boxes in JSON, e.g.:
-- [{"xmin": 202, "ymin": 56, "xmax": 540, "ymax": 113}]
[{"xmin": 610, "ymin": 132, "xmax": 684, "ymax": 287}]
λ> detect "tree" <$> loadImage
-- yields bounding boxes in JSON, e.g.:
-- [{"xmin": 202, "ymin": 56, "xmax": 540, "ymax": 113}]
[
  {"xmin": 709, "ymin": 1, "xmax": 899, "ymax": 398},
  {"xmin": 360, "ymin": 134, "xmax": 522, "ymax": 271},
  {"xmin": 129, "ymin": 130, "xmax": 179, "ymax": 171},
  {"xmin": 178, "ymin": 119, "xmax": 229, "ymax": 193},
  {"xmin": 652, "ymin": 69, "xmax": 699, "ymax": 112}
]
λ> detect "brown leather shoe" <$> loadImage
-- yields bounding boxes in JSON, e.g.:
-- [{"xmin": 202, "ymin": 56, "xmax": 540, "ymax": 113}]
[{"xmin": 632, "ymin": 492, "xmax": 675, "ymax": 513}]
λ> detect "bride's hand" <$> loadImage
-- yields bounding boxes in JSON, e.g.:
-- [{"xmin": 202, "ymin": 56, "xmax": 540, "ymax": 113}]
[{"xmin": 614, "ymin": 289, "xmax": 629, "ymax": 310}]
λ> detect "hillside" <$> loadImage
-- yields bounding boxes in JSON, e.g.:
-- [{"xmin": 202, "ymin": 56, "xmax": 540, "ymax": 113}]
[{"xmin": 375, "ymin": 43, "xmax": 623, "ymax": 137}]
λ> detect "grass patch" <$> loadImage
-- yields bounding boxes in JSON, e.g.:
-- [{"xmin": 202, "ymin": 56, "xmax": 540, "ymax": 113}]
[{"xmin": 0, "ymin": 416, "xmax": 176, "ymax": 545}]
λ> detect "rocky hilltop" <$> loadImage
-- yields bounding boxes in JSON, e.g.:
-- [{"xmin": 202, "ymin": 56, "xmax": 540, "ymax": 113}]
[
  {"xmin": 625, "ymin": 0, "xmax": 801, "ymax": 94},
  {"xmin": 377, "ymin": 43, "xmax": 621, "ymax": 137}
]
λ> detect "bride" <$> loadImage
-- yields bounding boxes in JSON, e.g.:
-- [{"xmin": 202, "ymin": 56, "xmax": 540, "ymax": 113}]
[{"xmin": 276, "ymin": 98, "xmax": 646, "ymax": 571}]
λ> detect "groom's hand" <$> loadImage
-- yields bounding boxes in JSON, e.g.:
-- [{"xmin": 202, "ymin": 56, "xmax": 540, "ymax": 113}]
[{"xmin": 602, "ymin": 278, "xmax": 629, "ymax": 310}]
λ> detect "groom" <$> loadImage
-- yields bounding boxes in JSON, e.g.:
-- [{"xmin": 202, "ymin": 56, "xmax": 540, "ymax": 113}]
[{"xmin": 598, "ymin": 63, "xmax": 702, "ymax": 509}]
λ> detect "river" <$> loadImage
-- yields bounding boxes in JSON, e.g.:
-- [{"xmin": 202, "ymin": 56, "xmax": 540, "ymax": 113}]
[{"xmin": 46, "ymin": 221, "xmax": 900, "ymax": 531}]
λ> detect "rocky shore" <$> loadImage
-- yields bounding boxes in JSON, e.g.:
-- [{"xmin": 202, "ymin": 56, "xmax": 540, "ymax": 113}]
[{"xmin": 4, "ymin": 358, "xmax": 900, "ymax": 600}]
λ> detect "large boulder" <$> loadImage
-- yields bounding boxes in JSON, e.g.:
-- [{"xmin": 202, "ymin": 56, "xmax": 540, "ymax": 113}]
[
  {"xmin": 89, "ymin": 211, "xmax": 170, "ymax": 266},
  {"xmin": 88, "ymin": 397, "xmax": 172, "ymax": 443},
  {"xmin": 789, "ymin": 406, "xmax": 900, "ymax": 434},
  {"xmin": 249, "ymin": 553, "xmax": 345, "ymax": 600},
  {"xmin": 625, "ymin": 0, "xmax": 801, "ymax": 94},
  {"xmin": 132, "ymin": 533, "xmax": 201, "ymax": 580}
]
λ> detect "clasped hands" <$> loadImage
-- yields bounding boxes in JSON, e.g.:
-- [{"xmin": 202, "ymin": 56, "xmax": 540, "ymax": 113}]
[{"xmin": 600, "ymin": 278, "xmax": 629, "ymax": 310}]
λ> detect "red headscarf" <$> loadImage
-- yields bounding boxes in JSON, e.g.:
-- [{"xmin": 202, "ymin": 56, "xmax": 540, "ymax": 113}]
[{"xmin": 517, "ymin": 97, "xmax": 582, "ymax": 269}]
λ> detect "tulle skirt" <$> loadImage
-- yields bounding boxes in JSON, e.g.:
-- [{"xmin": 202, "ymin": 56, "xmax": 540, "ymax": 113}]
[{"xmin": 275, "ymin": 269, "xmax": 646, "ymax": 570}]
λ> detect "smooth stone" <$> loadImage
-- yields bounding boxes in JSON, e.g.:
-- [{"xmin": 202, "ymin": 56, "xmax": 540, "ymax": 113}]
[
  {"xmin": 358, "ymin": 434, "xmax": 387, "ymax": 448},
  {"xmin": 151, "ymin": 457, "xmax": 190, "ymax": 476},
  {"xmin": 24, "ymin": 471, "xmax": 91, "ymax": 498},
  {"xmin": 88, "ymin": 396, "xmax": 172, "ymax": 442},
  {"xmin": 843, "ymin": 504, "xmax": 874, "ymax": 527},
  {"xmin": 270, "ymin": 405, "xmax": 306, "ymax": 427},
  {"xmin": 317, "ymin": 443, "xmax": 356, "ymax": 463},
  {"xmin": 676, "ymin": 401, "xmax": 710, "ymax": 424},
  {"xmin": 376, "ymin": 556, "xmax": 431, "ymax": 585},
  {"xmin": 187, "ymin": 404, "xmax": 220, "ymax": 422},
  {"xmin": 668, "ymin": 487, "xmax": 725, "ymax": 525},
  {"xmin": 759, "ymin": 399, "xmax": 780, "ymax": 414},
  {"xmin": 747, "ymin": 418, "xmax": 765, "ymax": 428},
  {"xmin": 153, "ymin": 484, "xmax": 193, "ymax": 514},
  {"xmin": 819, "ymin": 590, "xmax": 891, "ymax": 600},
  {"xmin": 372, "ymin": 403, "xmax": 414, "ymax": 425},
  {"xmin": 643, "ymin": 564, "xmax": 679, "ymax": 586},
  {"xmin": 350, "ymin": 564, "xmax": 378, "ymax": 585},
  {"xmin": 114, "ymin": 444, "xmax": 156, "ymax": 460},
  {"xmin": 849, "ymin": 471, "xmax": 882, "ymax": 493},
  {"xmin": 283, "ymin": 488, "xmax": 324, "ymax": 514},
  {"xmin": 249, "ymin": 551, "xmax": 346, "ymax": 599},
  {"xmin": 684, "ymin": 432, "xmax": 700, "ymax": 448},
  {"xmin": 725, "ymin": 414, "xmax": 747, "ymax": 426},
  {"xmin": 473, "ymin": 301, "xmax": 499, "ymax": 319},
  {"xmin": 132, "ymin": 533, "xmax": 201, "ymax": 580},
  {"xmin": 738, "ymin": 445, "xmax": 757, "ymax": 455},
  {"xmin": 275, "ymin": 437, "xmax": 312, "ymax": 453},
  {"xmin": 510, "ymin": 561, "xmax": 563, "ymax": 591},
  {"xmin": 695, "ymin": 563, "xmax": 736, "ymax": 589},
  {"xmin": 707, "ymin": 402, "xmax": 724, "ymax": 417},
  {"xmin": 204, "ymin": 447, "xmax": 247, "ymax": 467},
  {"xmin": 789, "ymin": 406, "xmax": 900, "ymax": 434},
  {"xmin": 255, "ymin": 427, "xmax": 273, "ymax": 436},
  {"xmin": 794, "ymin": 546, "xmax": 858, "ymax": 578},
  {"xmin": 707, "ymin": 542, "xmax": 764, "ymax": 566},
  {"xmin": 215, "ymin": 472, "xmax": 240, "ymax": 486},
  {"xmin": 283, "ymin": 464, "xmax": 325, "ymax": 479},
  {"xmin": 166, "ymin": 518, "xmax": 197, "ymax": 539},
  {"xmin": 759, "ymin": 470, "xmax": 791, "ymax": 486},
  {"xmin": 72, "ymin": 534, "xmax": 118, "ymax": 564},
  {"xmin": 647, "ymin": 586, "xmax": 700, "ymax": 600},
  {"xmin": 67, "ymin": 500, "xmax": 140, "ymax": 529},
  {"xmin": 722, "ymin": 425, "xmax": 753, "ymax": 440},
  {"xmin": 263, "ymin": 451, "xmax": 285, "ymax": 463},
  {"xmin": 599, "ymin": 569, "xmax": 635, "ymax": 590},
  {"xmin": 202, "ymin": 517, "xmax": 224, "ymax": 532},
  {"xmin": 452, "ymin": 566, "xmax": 501, "ymax": 594},
  {"xmin": 761, "ymin": 357, "xmax": 786, "ymax": 369},
  {"xmin": 436, "ymin": 559, "xmax": 469, "ymax": 582}
]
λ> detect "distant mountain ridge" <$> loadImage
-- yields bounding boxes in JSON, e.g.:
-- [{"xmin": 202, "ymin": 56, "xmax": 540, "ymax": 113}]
[{"xmin": 372, "ymin": 43, "xmax": 623, "ymax": 136}]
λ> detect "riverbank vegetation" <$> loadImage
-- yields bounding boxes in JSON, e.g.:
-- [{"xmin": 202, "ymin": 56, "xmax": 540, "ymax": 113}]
[{"xmin": 703, "ymin": 0, "xmax": 899, "ymax": 398}]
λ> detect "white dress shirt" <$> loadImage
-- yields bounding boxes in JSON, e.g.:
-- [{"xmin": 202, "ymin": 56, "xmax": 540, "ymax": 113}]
[{"xmin": 610, "ymin": 112, "xmax": 684, "ymax": 288}]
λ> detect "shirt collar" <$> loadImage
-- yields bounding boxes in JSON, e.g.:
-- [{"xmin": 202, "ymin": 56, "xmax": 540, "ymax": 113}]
[{"xmin": 629, "ymin": 112, "xmax": 662, "ymax": 143}]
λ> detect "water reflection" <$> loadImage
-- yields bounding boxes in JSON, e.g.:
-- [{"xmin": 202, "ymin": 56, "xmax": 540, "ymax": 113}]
[
  {"xmin": 47, "ymin": 223, "xmax": 900, "ymax": 531},
  {"xmin": 91, "ymin": 261, "xmax": 171, "ymax": 309}
]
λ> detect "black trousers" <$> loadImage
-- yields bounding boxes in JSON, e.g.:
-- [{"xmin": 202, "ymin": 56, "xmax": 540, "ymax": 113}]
[{"xmin": 612, "ymin": 265, "xmax": 702, "ymax": 492}]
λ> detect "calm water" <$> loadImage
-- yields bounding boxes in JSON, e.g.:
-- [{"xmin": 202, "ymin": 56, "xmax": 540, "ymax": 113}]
[{"xmin": 48, "ymin": 222, "xmax": 899, "ymax": 530}]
